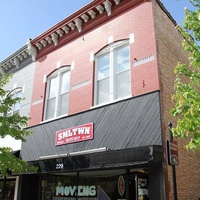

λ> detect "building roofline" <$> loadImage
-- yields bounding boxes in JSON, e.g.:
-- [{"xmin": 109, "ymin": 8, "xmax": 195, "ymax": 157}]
[
  {"xmin": 30, "ymin": 0, "xmax": 144, "ymax": 58},
  {"xmin": 30, "ymin": 0, "xmax": 179, "ymax": 59},
  {"xmin": 155, "ymin": 0, "xmax": 177, "ymax": 26},
  {"xmin": 0, "ymin": 0, "xmax": 178, "ymax": 73},
  {"xmin": 0, "ymin": 44, "xmax": 33, "ymax": 74},
  {"xmin": 1, "ymin": 45, "xmax": 27, "ymax": 64}
]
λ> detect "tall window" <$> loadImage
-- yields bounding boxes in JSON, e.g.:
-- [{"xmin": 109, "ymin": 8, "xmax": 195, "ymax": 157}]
[
  {"xmin": 7, "ymin": 87, "xmax": 22, "ymax": 116},
  {"xmin": 95, "ymin": 40, "xmax": 131, "ymax": 105},
  {"xmin": 45, "ymin": 66, "xmax": 71, "ymax": 120}
]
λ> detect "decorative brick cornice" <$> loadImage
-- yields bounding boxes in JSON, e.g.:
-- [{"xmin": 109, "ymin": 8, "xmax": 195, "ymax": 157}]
[
  {"xmin": 27, "ymin": 38, "xmax": 37, "ymax": 61},
  {"xmin": 0, "ymin": 37, "xmax": 40, "ymax": 74},
  {"xmin": 0, "ymin": 45, "xmax": 32, "ymax": 74},
  {"xmin": 30, "ymin": 0, "xmax": 124, "ymax": 57}
]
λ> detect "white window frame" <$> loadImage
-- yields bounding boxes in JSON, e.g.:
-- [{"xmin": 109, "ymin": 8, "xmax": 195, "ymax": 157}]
[
  {"xmin": 7, "ymin": 87, "xmax": 23, "ymax": 116},
  {"xmin": 44, "ymin": 66, "xmax": 71, "ymax": 121},
  {"xmin": 94, "ymin": 40, "xmax": 131, "ymax": 106}
]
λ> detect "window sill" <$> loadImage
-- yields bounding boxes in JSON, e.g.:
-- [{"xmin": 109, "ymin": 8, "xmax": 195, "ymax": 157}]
[
  {"xmin": 40, "ymin": 114, "xmax": 69, "ymax": 124},
  {"xmin": 40, "ymin": 96, "xmax": 133, "ymax": 125},
  {"xmin": 91, "ymin": 95, "xmax": 133, "ymax": 109}
]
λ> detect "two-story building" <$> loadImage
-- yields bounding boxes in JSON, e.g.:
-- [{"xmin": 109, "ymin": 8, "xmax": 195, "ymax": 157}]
[{"xmin": 1, "ymin": 0, "xmax": 200, "ymax": 199}]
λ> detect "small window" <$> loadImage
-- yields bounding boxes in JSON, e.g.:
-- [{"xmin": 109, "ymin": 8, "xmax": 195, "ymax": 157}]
[
  {"xmin": 44, "ymin": 66, "xmax": 71, "ymax": 120},
  {"xmin": 7, "ymin": 87, "xmax": 23, "ymax": 116},
  {"xmin": 95, "ymin": 41, "xmax": 131, "ymax": 105}
]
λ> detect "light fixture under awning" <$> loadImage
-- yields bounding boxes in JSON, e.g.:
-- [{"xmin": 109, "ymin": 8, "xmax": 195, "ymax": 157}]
[{"xmin": 39, "ymin": 147, "xmax": 109, "ymax": 160}]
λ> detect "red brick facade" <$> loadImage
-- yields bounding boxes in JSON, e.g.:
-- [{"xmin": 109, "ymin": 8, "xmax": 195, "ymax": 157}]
[{"xmin": 29, "ymin": 0, "xmax": 160, "ymax": 126}]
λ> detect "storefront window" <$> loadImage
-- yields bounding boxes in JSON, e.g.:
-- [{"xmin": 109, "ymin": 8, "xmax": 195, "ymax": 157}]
[
  {"xmin": 39, "ymin": 169, "xmax": 149, "ymax": 200},
  {"xmin": 135, "ymin": 175, "xmax": 149, "ymax": 200},
  {"xmin": 0, "ymin": 179, "xmax": 16, "ymax": 200}
]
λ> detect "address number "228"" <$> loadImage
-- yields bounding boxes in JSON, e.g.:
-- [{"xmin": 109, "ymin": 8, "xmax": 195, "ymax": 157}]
[{"xmin": 56, "ymin": 163, "xmax": 64, "ymax": 169}]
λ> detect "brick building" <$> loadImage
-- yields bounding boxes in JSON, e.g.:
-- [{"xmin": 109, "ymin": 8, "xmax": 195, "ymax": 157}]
[{"xmin": 0, "ymin": 0, "xmax": 200, "ymax": 199}]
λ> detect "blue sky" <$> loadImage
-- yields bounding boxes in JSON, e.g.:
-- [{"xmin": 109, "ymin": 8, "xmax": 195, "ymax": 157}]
[{"xmin": 0, "ymin": 0, "xmax": 195, "ymax": 62}]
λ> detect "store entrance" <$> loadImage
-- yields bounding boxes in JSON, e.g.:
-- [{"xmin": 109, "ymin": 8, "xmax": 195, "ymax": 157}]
[{"xmin": 39, "ymin": 168, "xmax": 149, "ymax": 200}]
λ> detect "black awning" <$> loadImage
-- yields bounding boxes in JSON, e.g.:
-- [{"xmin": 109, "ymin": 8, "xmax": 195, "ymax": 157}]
[
  {"xmin": 29, "ymin": 145, "xmax": 163, "ymax": 173},
  {"xmin": 22, "ymin": 92, "xmax": 162, "ymax": 163}
]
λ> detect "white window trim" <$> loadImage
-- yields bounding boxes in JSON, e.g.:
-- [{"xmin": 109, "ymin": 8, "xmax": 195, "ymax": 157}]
[
  {"xmin": 44, "ymin": 66, "xmax": 71, "ymax": 121},
  {"xmin": 94, "ymin": 40, "xmax": 131, "ymax": 106},
  {"xmin": 7, "ymin": 87, "xmax": 23, "ymax": 116}
]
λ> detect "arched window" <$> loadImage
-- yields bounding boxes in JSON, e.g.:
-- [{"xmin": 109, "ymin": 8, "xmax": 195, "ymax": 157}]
[
  {"xmin": 7, "ymin": 87, "xmax": 23, "ymax": 116},
  {"xmin": 44, "ymin": 66, "xmax": 71, "ymax": 120},
  {"xmin": 94, "ymin": 40, "xmax": 131, "ymax": 105}
]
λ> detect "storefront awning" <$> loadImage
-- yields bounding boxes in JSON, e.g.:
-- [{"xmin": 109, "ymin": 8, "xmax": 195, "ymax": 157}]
[{"xmin": 29, "ymin": 145, "xmax": 163, "ymax": 173}]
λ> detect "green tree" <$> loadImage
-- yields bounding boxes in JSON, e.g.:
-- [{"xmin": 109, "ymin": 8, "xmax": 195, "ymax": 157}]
[
  {"xmin": 0, "ymin": 74, "xmax": 36, "ymax": 176},
  {"xmin": 171, "ymin": 0, "xmax": 200, "ymax": 150}
]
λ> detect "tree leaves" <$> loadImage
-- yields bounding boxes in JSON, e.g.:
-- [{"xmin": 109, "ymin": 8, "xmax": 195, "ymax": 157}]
[
  {"xmin": 171, "ymin": 0, "xmax": 200, "ymax": 150},
  {"xmin": 0, "ymin": 147, "xmax": 36, "ymax": 176},
  {"xmin": 0, "ymin": 74, "xmax": 37, "ymax": 176}
]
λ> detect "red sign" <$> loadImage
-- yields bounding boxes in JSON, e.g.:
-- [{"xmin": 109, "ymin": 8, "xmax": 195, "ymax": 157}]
[
  {"xmin": 55, "ymin": 123, "xmax": 94, "ymax": 146},
  {"xmin": 118, "ymin": 176, "xmax": 125, "ymax": 196},
  {"xmin": 167, "ymin": 139, "xmax": 179, "ymax": 166}
]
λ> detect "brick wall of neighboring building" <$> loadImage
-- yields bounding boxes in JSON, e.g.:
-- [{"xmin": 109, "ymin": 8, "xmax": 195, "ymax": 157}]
[
  {"xmin": 29, "ymin": 0, "xmax": 160, "ymax": 126},
  {"xmin": 153, "ymin": 0, "xmax": 200, "ymax": 199}
]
